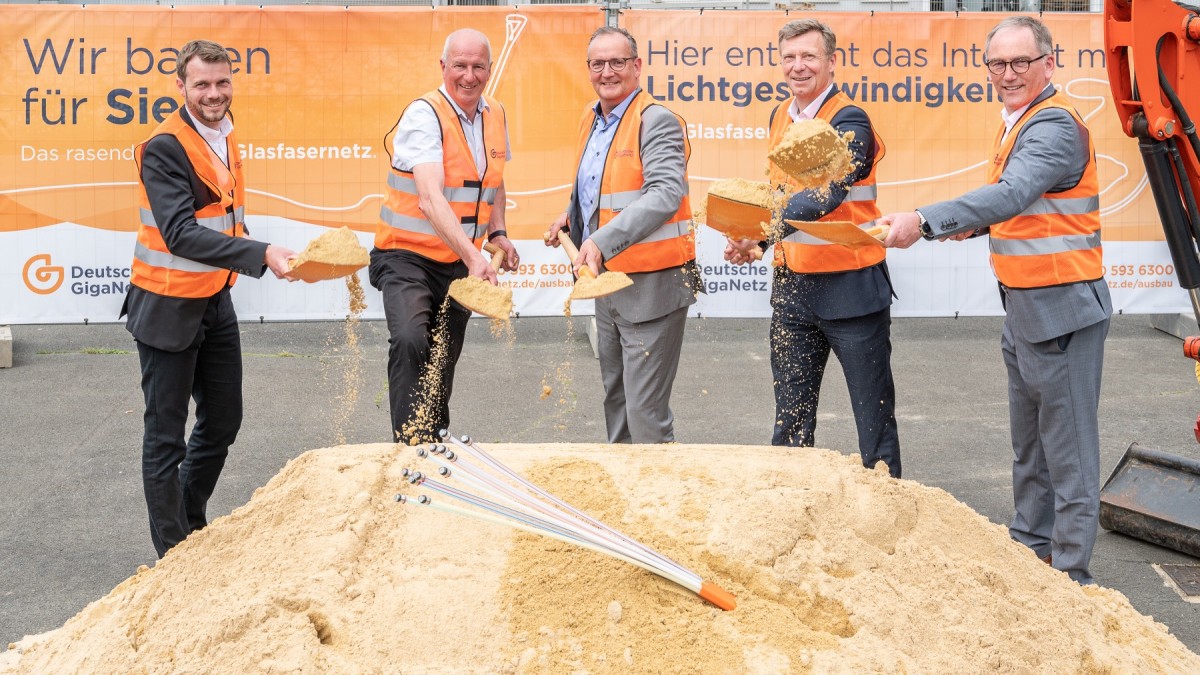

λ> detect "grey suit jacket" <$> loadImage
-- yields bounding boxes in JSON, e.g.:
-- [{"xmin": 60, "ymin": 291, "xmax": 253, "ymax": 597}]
[
  {"xmin": 566, "ymin": 90, "xmax": 699, "ymax": 323},
  {"xmin": 919, "ymin": 85, "xmax": 1111, "ymax": 342}
]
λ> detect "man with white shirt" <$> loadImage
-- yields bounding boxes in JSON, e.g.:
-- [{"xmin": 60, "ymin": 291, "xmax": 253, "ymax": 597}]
[
  {"xmin": 882, "ymin": 16, "xmax": 1110, "ymax": 584},
  {"xmin": 371, "ymin": 28, "xmax": 517, "ymax": 445},
  {"xmin": 122, "ymin": 39, "xmax": 297, "ymax": 557},
  {"xmin": 725, "ymin": 19, "xmax": 900, "ymax": 477}
]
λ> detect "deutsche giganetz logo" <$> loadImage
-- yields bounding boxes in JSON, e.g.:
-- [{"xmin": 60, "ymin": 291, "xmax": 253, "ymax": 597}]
[{"xmin": 23, "ymin": 254, "xmax": 65, "ymax": 295}]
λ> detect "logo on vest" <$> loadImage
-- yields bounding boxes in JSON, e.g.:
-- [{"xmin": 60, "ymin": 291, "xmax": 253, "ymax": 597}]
[
  {"xmin": 23, "ymin": 254, "xmax": 65, "ymax": 295},
  {"xmin": 615, "ymin": 149, "xmax": 635, "ymax": 158}
]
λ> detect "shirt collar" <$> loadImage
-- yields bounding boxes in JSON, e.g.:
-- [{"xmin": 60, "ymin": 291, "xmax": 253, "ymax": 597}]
[
  {"xmin": 193, "ymin": 113, "xmax": 234, "ymax": 145},
  {"xmin": 789, "ymin": 83, "xmax": 835, "ymax": 121},
  {"xmin": 1001, "ymin": 84, "xmax": 1054, "ymax": 131},
  {"xmin": 592, "ymin": 88, "xmax": 640, "ymax": 125},
  {"xmin": 1001, "ymin": 101, "xmax": 1033, "ymax": 133},
  {"xmin": 438, "ymin": 85, "xmax": 490, "ymax": 121}
]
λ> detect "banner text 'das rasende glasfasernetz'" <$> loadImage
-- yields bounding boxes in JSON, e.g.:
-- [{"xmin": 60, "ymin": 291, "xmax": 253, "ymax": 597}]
[{"xmin": 1, "ymin": 8, "xmax": 1187, "ymax": 323}]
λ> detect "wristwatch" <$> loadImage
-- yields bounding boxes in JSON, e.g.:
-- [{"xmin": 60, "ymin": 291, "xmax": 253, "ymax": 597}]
[{"xmin": 915, "ymin": 210, "xmax": 933, "ymax": 239}]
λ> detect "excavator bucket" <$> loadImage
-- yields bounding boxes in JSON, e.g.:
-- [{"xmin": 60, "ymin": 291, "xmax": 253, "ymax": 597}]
[{"xmin": 1099, "ymin": 443, "xmax": 1200, "ymax": 558}]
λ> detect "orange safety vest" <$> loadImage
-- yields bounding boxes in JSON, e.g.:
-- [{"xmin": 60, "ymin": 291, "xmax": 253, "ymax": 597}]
[
  {"xmin": 377, "ymin": 91, "xmax": 507, "ymax": 263},
  {"xmin": 573, "ymin": 91, "xmax": 695, "ymax": 274},
  {"xmin": 988, "ymin": 95, "xmax": 1102, "ymax": 289},
  {"xmin": 131, "ymin": 110, "xmax": 245, "ymax": 299},
  {"xmin": 768, "ymin": 91, "xmax": 886, "ymax": 274}
]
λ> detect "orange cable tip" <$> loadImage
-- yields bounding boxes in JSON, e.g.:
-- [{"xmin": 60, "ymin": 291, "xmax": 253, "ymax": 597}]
[{"xmin": 699, "ymin": 581, "xmax": 737, "ymax": 611}]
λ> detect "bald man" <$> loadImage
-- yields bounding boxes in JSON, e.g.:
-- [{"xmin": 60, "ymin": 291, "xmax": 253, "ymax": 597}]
[{"xmin": 370, "ymin": 29, "xmax": 516, "ymax": 444}]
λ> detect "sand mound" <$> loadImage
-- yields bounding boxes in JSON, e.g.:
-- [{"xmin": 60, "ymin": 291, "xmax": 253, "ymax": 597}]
[{"xmin": 3, "ymin": 443, "xmax": 1197, "ymax": 673}]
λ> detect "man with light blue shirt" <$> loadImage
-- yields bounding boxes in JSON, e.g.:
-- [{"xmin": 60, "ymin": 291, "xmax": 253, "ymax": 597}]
[
  {"xmin": 546, "ymin": 26, "xmax": 701, "ymax": 444},
  {"xmin": 370, "ymin": 28, "xmax": 517, "ymax": 444}
]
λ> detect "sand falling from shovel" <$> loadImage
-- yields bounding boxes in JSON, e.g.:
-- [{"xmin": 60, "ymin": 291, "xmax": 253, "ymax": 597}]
[
  {"xmin": 326, "ymin": 273, "xmax": 367, "ymax": 446},
  {"xmin": 769, "ymin": 118, "xmax": 854, "ymax": 192},
  {"xmin": 398, "ymin": 297, "xmax": 455, "ymax": 446}
]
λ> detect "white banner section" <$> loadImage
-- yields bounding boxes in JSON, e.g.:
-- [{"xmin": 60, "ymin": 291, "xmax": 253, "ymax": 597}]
[{"xmin": 3, "ymin": 221, "xmax": 1191, "ymax": 324}]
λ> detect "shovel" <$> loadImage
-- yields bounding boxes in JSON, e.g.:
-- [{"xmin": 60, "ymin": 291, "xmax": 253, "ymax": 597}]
[
  {"xmin": 784, "ymin": 220, "xmax": 889, "ymax": 249},
  {"xmin": 287, "ymin": 225, "xmax": 370, "ymax": 283},
  {"xmin": 447, "ymin": 243, "xmax": 513, "ymax": 319},
  {"xmin": 552, "ymin": 229, "xmax": 633, "ymax": 300},
  {"xmin": 704, "ymin": 192, "xmax": 775, "ymax": 242}
]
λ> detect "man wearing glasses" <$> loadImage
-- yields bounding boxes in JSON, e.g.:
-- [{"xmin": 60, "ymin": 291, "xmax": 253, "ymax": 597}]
[
  {"xmin": 882, "ymin": 16, "xmax": 1111, "ymax": 585},
  {"xmin": 545, "ymin": 26, "xmax": 700, "ymax": 444}
]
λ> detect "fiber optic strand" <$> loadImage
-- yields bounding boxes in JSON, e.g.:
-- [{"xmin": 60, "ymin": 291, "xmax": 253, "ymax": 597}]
[{"xmin": 392, "ymin": 430, "xmax": 736, "ymax": 611}]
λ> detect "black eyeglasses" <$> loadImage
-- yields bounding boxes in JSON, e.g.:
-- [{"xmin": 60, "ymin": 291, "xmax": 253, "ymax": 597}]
[
  {"xmin": 587, "ymin": 57, "xmax": 635, "ymax": 73},
  {"xmin": 985, "ymin": 54, "xmax": 1049, "ymax": 76}
]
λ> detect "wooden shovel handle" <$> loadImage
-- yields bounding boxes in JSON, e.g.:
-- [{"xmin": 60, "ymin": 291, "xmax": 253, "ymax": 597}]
[
  {"xmin": 553, "ymin": 229, "xmax": 596, "ymax": 279},
  {"xmin": 482, "ymin": 242, "xmax": 506, "ymax": 272}
]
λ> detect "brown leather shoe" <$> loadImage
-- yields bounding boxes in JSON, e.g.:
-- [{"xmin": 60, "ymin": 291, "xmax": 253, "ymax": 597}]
[{"xmin": 1040, "ymin": 553, "xmax": 1053, "ymax": 565}]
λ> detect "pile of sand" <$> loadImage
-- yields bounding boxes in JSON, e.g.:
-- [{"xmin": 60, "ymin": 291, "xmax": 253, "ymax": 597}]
[
  {"xmin": 292, "ymin": 226, "xmax": 370, "ymax": 268},
  {"xmin": 4, "ymin": 443, "xmax": 1197, "ymax": 673},
  {"xmin": 706, "ymin": 177, "xmax": 780, "ymax": 210},
  {"xmin": 769, "ymin": 118, "xmax": 853, "ymax": 190},
  {"xmin": 288, "ymin": 226, "xmax": 370, "ymax": 283}
]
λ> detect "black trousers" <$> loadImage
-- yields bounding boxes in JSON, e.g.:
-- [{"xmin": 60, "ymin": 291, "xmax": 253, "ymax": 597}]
[
  {"xmin": 136, "ymin": 290, "xmax": 243, "ymax": 557},
  {"xmin": 369, "ymin": 249, "xmax": 470, "ymax": 445},
  {"xmin": 770, "ymin": 283, "xmax": 901, "ymax": 478}
]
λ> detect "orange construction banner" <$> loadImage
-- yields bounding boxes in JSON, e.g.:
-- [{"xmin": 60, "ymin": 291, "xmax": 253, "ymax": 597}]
[{"xmin": 0, "ymin": 7, "xmax": 1188, "ymax": 322}]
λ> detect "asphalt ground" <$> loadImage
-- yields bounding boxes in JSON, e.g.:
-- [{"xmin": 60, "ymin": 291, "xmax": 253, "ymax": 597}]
[{"xmin": 2, "ymin": 314, "xmax": 1198, "ymax": 654}]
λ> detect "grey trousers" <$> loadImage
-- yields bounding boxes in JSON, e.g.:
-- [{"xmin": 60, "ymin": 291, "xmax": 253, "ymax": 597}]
[
  {"xmin": 1003, "ymin": 315, "xmax": 1109, "ymax": 584},
  {"xmin": 594, "ymin": 302, "xmax": 688, "ymax": 444}
]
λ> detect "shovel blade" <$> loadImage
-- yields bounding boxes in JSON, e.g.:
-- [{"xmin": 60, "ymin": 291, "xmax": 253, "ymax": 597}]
[
  {"xmin": 449, "ymin": 277, "xmax": 513, "ymax": 319},
  {"xmin": 570, "ymin": 271, "xmax": 633, "ymax": 300}
]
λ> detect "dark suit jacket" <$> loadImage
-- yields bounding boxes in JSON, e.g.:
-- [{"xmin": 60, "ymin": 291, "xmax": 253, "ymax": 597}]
[
  {"xmin": 121, "ymin": 108, "xmax": 268, "ymax": 352},
  {"xmin": 771, "ymin": 84, "xmax": 894, "ymax": 321}
]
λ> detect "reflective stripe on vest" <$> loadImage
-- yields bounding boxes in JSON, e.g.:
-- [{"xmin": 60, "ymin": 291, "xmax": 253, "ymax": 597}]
[
  {"xmin": 139, "ymin": 206, "xmax": 245, "ymax": 232},
  {"xmin": 768, "ymin": 90, "xmax": 886, "ymax": 274},
  {"xmin": 133, "ymin": 241, "xmax": 222, "ymax": 273},
  {"xmin": 375, "ymin": 91, "xmax": 506, "ymax": 263},
  {"xmin": 385, "ymin": 172, "xmax": 499, "ymax": 208},
  {"xmin": 987, "ymin": 93, "xmax": 1102, "ymax": 289},
  {"xmin": 131, "ymin": 109, "xmax": 246, "ymax": 299},
  {"xmin": 574, "ymin": 90, "xmax": 695, "ymax": 274}
]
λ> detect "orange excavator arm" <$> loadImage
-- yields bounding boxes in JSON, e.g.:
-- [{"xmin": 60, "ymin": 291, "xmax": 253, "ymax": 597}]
[
  {"xmin": 1105, "ymin": 0, "xmax": 1200, "ymax": 317},
  {"xmin": 1099, "ymin": 3, "xmax": 1200, "ymax": 556},
  {"xmin": 1107, "ymin": 0, "xmax": 1200, "ymax": 445}
]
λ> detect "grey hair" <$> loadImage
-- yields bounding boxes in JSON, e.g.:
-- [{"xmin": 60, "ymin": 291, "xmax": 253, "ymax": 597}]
[
  {"xmin": 985, "ymin": 16, "xmax": 1053, "ymax": 61},
  {"xmin": 588, "ymin": 26, "xmax": 638, "ymax": 59},
  {"xmin": 778, "ymin": 19, "xmax": 836, "ymax": 56},
  {"xmin": 441, "ymin": 29, "xmax": 492, "ymax": 63}
]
